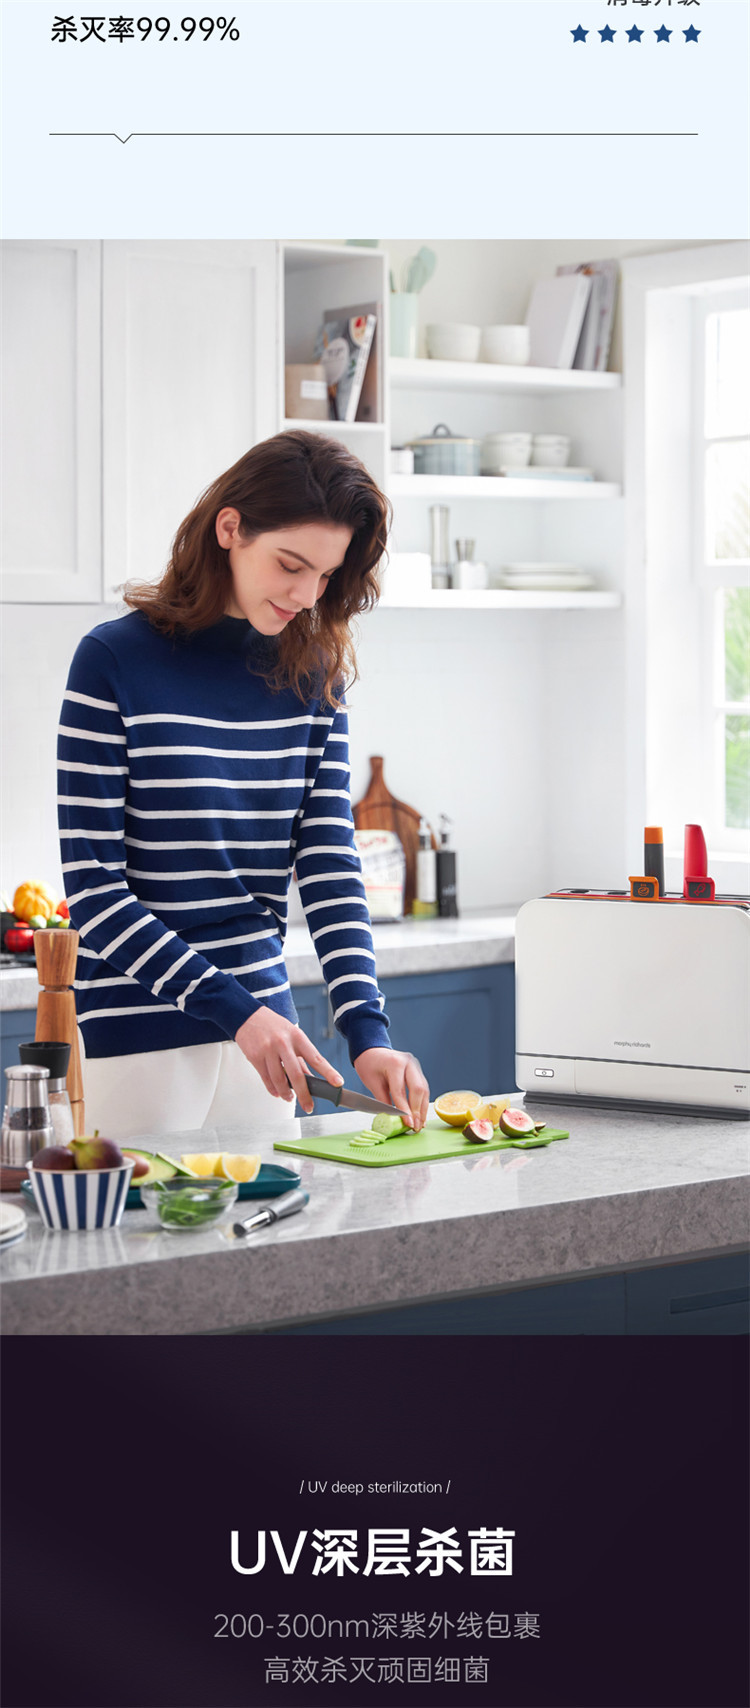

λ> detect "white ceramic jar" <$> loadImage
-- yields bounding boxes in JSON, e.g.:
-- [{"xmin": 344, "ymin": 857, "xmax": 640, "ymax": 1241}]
[{"xmin": 481, "ymin": 325, "xmax": 531, "ymax": 365}]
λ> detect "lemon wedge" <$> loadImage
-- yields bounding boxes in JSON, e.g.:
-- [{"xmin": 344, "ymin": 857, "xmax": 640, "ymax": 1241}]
[
  {"xmin": 180, "ymin": 1153, "xmax": 220, "ymax": 1177},
  {"xmin": 213, "ymin": 1153, "xmax": 262, "ymax": 1183},
  {"xmin": 474, "ymin": 1096, "xmax": 512, "ymax": 1127},
  {"xmin": 433, "ymin": 1091, "xmax": 482, "ymax": 1128}
]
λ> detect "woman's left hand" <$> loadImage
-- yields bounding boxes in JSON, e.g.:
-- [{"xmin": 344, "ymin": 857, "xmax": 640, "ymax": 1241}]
[{"xmin": 353, "ymin": 1048, "xmax": 430, "ymax": 1133}]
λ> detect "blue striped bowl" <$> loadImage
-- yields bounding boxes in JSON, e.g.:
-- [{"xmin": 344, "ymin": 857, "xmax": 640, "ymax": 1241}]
[{"xmin": 28, "ymin": 1160, "xmax": 135, "ymax": 1231}]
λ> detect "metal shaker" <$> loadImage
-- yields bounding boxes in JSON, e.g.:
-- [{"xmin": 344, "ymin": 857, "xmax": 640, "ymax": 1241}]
[
  {"xmin": 1, "ymin": 1065, "xmax": 54, "ymax": 1167},
  {"xmin": 19, "ymin": 1042, "xmax": 74, "ymax": 1146}
]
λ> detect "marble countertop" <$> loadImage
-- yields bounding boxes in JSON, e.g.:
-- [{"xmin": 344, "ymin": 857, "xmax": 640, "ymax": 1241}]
[
  {"xmin": 0, "ymin": 910, "xmax": 518, "ymax": 1010},
  {"xmin": 2, "ymin": 1097, "xmax": 747, "ymax": 1335}
]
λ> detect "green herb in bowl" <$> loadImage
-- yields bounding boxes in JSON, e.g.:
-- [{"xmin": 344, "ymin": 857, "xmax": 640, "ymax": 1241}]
[{"xmin": 141, "ymin": 1176, "xmax": 238, "ymax": 1230}]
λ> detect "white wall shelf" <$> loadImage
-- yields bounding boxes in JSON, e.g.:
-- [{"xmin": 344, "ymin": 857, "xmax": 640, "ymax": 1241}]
[
  {"xmin": 391, "ymin": 356, "xmax": 622, "ymax": 396},
  {"xmin": 283, "ymin": 417, "xmax": 381, "ymax": 434},
  {"xmin": 379, "ymin": 589, "xmax": 622, "ymax": 611},
  {"xmin": 390, "ymin": 474, "xmax": 622, "ymax": 501}
]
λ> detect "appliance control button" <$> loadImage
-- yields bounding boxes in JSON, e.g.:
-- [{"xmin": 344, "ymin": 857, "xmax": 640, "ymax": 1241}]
[{"xmin": 534, "ymin": 1068, "xmax": 554, "ymax": 1078}]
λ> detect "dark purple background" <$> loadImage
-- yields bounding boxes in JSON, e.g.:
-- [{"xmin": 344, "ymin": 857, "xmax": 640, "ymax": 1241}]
[{"xmin": 2, "ymin": 1337, "xmax": 748, "ymax": 1708}]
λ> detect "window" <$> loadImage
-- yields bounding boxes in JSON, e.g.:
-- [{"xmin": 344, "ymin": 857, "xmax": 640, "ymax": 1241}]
[{"xmin": 693, "ymin": 292, "xmax": 750, "ymax": 850}]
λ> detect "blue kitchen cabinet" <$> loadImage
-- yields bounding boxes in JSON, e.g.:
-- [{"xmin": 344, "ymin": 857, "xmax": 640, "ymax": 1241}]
[
  {"xmin": 0, "ymin": 1008, "xmax": 36, "ymax": 1082},
  {"xmin": 2, "ymin": 963, "xmax": 517, "ymax": 1113},
  {"xmin": 271, "ymin": 1253, "xmax": 749, "ymax": 1337},
  {"xmin": 295, "ymin": 962, "xmax": 518, "ymax": 1096}
]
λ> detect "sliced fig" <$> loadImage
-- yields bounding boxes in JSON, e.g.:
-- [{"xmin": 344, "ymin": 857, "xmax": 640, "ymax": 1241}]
[
  {"xmin": 462, "ymin": 1118, "xmax": 495, "ymax": 1144},
  {"xmin": 534, "ymin": 1123, "xmax": 547, "ymax": 1134},
  {"xmin": 499, "ymin": 1106, "xmax": 536, "ymax": 1137}
]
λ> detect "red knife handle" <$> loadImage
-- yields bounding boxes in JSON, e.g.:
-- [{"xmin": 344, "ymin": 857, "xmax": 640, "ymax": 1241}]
[{"xmin": 684, "ymin": 824, "xmax": 707, "ymax": 891}]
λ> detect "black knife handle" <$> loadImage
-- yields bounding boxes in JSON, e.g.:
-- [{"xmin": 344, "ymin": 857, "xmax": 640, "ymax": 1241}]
[{"xmin": 304, "ymin": 1074, "xmax": 342, "ymax": 1106}]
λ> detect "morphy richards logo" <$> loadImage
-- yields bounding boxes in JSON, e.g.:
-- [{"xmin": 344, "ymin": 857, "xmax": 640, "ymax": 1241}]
[{"xmin": 614, "ymin": 1040, "xmax": 651, "ymax": 1049}]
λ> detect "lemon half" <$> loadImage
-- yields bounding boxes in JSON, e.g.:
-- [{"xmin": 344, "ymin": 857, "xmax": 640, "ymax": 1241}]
[{"xmin": 433, "ymin": 1091, "xmax": 482, "ymax": 1128}]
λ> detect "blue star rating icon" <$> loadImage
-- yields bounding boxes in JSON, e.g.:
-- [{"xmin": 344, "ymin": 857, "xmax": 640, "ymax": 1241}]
[{"xmin": 568, "ymin": 18, "xmax": 700, "ymax": 50}]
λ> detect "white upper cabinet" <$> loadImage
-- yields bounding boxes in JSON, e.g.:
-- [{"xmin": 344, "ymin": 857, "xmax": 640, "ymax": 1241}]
[
  {"xmin": 102, "ymin": 241, "xmax": 277, "ymax": 603},
  {"xmin": 1, "ymin": 241, "xmax": 102, "ymax": 603}
]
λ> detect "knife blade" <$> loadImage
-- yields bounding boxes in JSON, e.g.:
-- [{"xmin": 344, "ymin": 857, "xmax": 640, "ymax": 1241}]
[{"xmin": 303, "ymin": 1073, "xmax": 409, "ymax": 1121}]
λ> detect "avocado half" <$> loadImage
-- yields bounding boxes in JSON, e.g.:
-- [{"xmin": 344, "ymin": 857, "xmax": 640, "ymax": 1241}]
[{"xmin": 121, "ymin": 1148, "xmax": 178, "ymax": 1187}]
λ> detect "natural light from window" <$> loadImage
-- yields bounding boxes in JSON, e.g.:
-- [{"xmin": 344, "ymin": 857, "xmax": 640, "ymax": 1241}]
[{"xmin": 702, "ymin": 307, "xmax": 750, "ymax": 836}]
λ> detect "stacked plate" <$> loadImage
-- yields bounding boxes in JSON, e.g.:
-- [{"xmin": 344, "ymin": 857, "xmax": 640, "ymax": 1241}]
[
  {"xmin": 0, "ymin": 1201, "xmax": 28, "ymax": 1248},
  {"xmin": 499, "ymin": 465, "xmax": 594, "ymax": 482},
  {"xmin": 498, "ymin": 562, "xmax": 597, "ymax": 591}
]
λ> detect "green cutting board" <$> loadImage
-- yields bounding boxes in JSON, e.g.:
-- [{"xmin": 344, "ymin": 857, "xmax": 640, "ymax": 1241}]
[{"xmin": 274, "ymin": 1120, "xmax": 569, "ymax": 1169}]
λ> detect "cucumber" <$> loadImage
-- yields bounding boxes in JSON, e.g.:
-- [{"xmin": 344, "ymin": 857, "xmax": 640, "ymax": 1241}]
[{"xmin": 372, "ymin": 1113, "xmax": 408, "ymax": 1138}]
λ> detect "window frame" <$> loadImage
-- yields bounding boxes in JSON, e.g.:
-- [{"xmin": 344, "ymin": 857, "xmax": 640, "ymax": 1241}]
[{"xmin": 691, "ymin": 290, "xmax": 750, "ymax": 853}]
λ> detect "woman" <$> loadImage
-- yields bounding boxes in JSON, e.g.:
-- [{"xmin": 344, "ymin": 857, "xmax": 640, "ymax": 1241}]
[{"xmin": 57, "ymin": 431, "xmax": 430, "ymax": 1139}]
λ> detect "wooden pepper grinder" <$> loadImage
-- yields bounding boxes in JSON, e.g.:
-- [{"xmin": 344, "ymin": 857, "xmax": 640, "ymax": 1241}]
[{"xmin": 34, "ymin": 928, "xmax": 85, "ymax": 1137}]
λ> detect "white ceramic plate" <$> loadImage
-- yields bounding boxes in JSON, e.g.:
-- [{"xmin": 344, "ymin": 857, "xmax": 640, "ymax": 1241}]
[{"xmin": 0, "ymin": 1201, "xmax": 27, "ymax": 1246}]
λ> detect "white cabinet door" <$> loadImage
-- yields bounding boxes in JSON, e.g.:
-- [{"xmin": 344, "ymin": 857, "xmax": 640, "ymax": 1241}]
[
  {"xmin": 102, "ymin": 241, "xmax": 277, "ymax": 603},
  {"xmin": 1, "ymin": 241, "xmax": 102, "ymax": 603}
]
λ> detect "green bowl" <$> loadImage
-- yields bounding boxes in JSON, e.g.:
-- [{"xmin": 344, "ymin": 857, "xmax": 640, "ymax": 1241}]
[{"xmin": 140, "ymin": 1175, "xmax": 238, "ymax": 1232}]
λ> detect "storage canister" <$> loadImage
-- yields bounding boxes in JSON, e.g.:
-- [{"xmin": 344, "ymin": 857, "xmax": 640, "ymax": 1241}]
[{"xmin": 408, "ymin": 424, "xmax": 482, "ymax": 477}]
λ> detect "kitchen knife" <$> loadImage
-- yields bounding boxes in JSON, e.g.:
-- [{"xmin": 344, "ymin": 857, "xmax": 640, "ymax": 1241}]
[
  {"xmin": 233, "ymin": 1187, "xmax": 309, "ymax": 1238},
  {"xmin": 302, "ymin": 1074, "xmax": 410, "ymax": 1121}
]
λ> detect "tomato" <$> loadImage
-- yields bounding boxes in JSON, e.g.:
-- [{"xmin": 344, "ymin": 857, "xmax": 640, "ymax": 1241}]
[
  {"xmin": 5, "ymin": 924, "xmax": 34, "ymax": 954},
  {"xmin": 56, "ymin": 900, "xmax": 70, "ymax": 919}
]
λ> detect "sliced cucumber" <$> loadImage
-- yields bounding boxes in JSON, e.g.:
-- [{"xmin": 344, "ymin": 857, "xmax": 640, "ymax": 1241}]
[{"xmin": 372, "ymin": 1113, "xmax": 408, "ymax": 1138}]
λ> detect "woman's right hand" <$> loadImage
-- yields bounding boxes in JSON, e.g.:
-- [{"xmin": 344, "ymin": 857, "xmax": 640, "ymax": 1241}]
[{"xmin": 235, "ymin": 1008, "xmax": 343, "ymax": 1113}]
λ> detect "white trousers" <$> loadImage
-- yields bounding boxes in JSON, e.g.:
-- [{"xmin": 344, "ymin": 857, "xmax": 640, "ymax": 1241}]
[{"xmin": 79, "ymin": 1035, "xmax": 298, "ymax": 1142}]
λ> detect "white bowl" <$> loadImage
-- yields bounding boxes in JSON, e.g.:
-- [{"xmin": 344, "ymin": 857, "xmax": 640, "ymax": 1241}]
[
  {"xmin": 481, "ymin": 432, "xmax": 532, "ymax": 471},
  {"xmin": 481, "ymin": 325, "xmax": 531, "ymax": 365},
  {"xmin": 425, "ymin": 323, "xmax": 482, "ymax": 363},
  {"xmin": 531, "ymin": 435, "xmax": 570, "ymax": 468}
]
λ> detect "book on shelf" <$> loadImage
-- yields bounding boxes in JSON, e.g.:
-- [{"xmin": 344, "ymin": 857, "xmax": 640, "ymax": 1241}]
[
  {"xmin": 556, "ymin": 260, "xmax": 619, "ymax": 372},
  {"xmin": 314, "ymin": 304, "xmax": 379, "ymax": 422},
  {"xmin": 525, "ymin": 274, "xmax": 592, "ymax": 369}
]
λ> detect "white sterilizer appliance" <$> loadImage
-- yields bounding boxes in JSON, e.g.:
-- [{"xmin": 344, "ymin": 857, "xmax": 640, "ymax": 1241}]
[{"xmin": 515, "ymin": 893, "xmax": 750, "ymax": 1119}]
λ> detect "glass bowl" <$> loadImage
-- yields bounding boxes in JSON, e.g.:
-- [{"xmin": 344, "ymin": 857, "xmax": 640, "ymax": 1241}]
[{"xmin": 140, "ymin": 1175, "xmax": 238, "ymax": 1232}]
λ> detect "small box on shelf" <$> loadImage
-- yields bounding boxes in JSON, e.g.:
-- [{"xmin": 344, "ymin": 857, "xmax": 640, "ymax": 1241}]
[{"xmin": 284, "ymin": 365, "xmax": 328, "ymax": 421}]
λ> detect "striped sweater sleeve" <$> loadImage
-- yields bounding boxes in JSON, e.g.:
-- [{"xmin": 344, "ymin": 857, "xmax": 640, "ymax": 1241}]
[
  {"xmin": 295, "ymin": 700, "xmax": 391, "ymax": 1064},
  {"xmin": 57, "ymin": 636, "xmax": 261, "ymax": 1041}
]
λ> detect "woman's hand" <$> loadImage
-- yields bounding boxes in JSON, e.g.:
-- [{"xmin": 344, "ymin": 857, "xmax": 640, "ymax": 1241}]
[
  {"xmin": 353, "ymin": 1048, "xmax": 430, "ymax": 1133},
  {"xmin": 235, "ymin": 1008, "xmax": 343, "ymax": 1114}
]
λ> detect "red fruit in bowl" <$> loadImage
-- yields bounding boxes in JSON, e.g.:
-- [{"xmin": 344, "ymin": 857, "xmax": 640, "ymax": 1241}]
[
  {"xmin": 5, "ymin": 925, "xmax": 34, "ymax": 954},
  {"xmin": 32, "ymin": 1146, "xmax": 76, "ymax": 1171},
  {"xmin": 70, "ymin": 1135, "xmax": 125, "ymax": 1170}
]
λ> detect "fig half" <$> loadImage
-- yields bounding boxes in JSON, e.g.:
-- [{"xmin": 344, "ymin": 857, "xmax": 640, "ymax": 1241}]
[
  {"xmin": 462, "ymin": 1118, "xmax": 495, "ymax": 1144},
  {"xmin": 499, "ymin": 1107, "xmax": 536, "ymax": 1137}
]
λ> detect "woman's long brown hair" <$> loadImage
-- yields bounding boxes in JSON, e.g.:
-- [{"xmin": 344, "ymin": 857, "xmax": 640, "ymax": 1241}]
[{"xmin": 123, "ymin": 431, "xmax": 391, "ymax": 707}]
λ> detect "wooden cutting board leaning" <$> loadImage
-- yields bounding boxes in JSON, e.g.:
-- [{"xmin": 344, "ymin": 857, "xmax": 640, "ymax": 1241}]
[{"xmin": 352, "ymin": 756, "xmax": 437, "ymax": 916}]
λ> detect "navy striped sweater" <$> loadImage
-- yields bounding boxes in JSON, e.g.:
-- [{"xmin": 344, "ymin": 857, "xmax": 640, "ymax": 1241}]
[{"xmin": 57, "ymin": 612, "xmax": 391, "ymax": 1062}]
